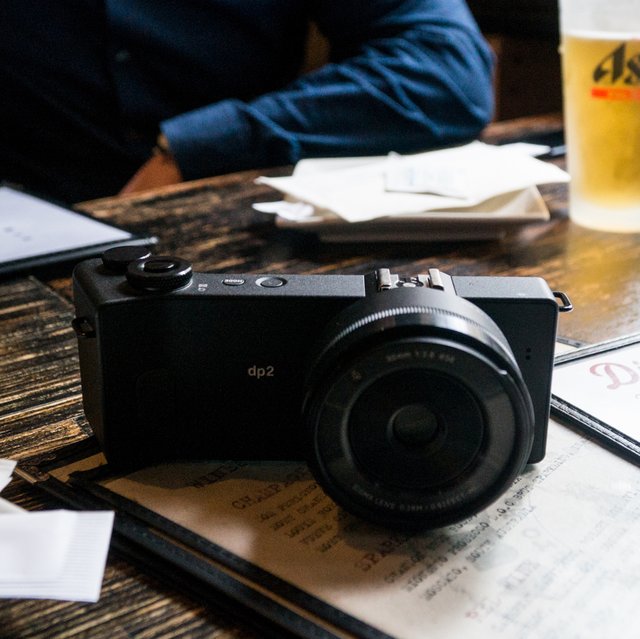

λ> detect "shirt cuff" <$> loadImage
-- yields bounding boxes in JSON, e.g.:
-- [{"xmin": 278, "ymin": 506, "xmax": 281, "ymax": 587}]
[{"xmin": 160, "ymin": 99, "xmax": 300, "ymax": 180}]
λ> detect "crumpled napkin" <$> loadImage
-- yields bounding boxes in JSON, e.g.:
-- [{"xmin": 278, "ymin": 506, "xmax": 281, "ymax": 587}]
[{"xmin": 255, "ymin": 141, "xmax": 569, "ymax": 223}]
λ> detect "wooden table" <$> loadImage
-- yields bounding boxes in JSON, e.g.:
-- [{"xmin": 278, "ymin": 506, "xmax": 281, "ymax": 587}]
[{"xmin": 2, "ymin": 115, "xmax": 640, "ymax": 638}]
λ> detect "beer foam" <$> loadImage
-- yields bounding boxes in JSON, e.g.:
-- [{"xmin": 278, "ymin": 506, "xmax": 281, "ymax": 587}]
[{"xmin": 563, "ymin": 29, "xmax": 640, "ymax": 41}]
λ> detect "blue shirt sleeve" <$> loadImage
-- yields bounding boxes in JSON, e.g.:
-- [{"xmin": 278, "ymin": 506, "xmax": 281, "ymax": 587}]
[{"xmin": 161, "ymin": 0, "xmax": 494, "ymax": 180}]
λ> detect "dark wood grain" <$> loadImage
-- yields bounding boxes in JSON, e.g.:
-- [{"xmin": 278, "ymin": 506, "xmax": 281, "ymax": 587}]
[
  {"xmin": 0, "ymin": 277, "xmax": 256, "ymax": 638},
  {"xmin": 2, "ymin": 113, "xmax": 640, "ymax": 638}
]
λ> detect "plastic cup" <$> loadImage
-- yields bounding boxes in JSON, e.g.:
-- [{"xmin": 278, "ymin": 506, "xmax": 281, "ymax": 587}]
[{"xmin": 559, "ymin": 0, "xmax": 640, "ymax": 232}]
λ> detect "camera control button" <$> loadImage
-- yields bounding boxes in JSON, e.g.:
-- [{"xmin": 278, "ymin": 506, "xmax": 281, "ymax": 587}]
[
  {"xmin": 102, "ymin": 245, "xmax": 152, "ymax": 273},
  {"xmin": 256, "ymin": 276, "xmax": 287, "ymax": 288},
  {"xmin": 222, "ymin": 278, "xmax": 246, "ymax": 287},
  {"xmin": 126, "ymin": 256, "xmax": 193, "ymax": 291}
]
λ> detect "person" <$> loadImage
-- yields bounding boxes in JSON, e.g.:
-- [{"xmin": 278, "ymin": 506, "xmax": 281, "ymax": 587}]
[{"xmin": 0, "ymin": 1, "xmax": 494, "ymax": 204}]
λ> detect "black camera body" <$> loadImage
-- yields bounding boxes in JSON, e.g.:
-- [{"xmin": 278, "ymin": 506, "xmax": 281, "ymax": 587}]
[{"xmin": 72, "ymin": 249, "xmax": 568, "ymax": 528}]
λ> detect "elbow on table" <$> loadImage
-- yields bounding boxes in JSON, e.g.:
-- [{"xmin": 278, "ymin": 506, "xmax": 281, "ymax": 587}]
[
  {"xmin": 424, "ymin": 38, "xmax": 495, "ymax": 146},
  {"xmin": 385, "ymin": 29, "xmax": 495, "ymax": 151}
]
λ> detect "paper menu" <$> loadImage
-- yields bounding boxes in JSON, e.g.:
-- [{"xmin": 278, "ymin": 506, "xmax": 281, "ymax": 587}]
[
  {"xmin": 0, "ymin": 185, "xmax": 153, "ymax": 275},
  {"xmin": 92, "ymin": 418, "xmax": 640, "ymax": 639},
  {"xmin": 0, "ymin": 186, "xmax": 131, "ymax": 260},
  {"xmin": 552, "ymin": 341, "xmax": 640, "ymax": 441}
]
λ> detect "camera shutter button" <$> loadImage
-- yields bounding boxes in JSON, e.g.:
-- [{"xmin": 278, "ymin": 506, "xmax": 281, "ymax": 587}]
[{"xmin": 126, "ymin": 256, "xmax": 193, "ymax": 291}]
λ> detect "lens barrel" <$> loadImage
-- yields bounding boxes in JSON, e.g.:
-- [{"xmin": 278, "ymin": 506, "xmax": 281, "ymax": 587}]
[{"xmin": 304, "ymin": 286, "xmax": 535, "ymax": 529}]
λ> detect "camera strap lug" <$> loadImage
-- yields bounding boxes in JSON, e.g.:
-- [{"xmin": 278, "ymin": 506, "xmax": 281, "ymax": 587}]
[{"xmin": 553, "ymin": 291, "xmax": 573, "ymax": 313}]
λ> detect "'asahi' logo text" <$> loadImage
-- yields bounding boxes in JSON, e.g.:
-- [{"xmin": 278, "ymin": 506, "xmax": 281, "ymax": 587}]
[
  {"xmin": 591, "ymin": 42, "xmax": 640, "ymax": 100},
  {"xmin": 593, "ymin": 43, "xmax": 640, "ymax": 85}
]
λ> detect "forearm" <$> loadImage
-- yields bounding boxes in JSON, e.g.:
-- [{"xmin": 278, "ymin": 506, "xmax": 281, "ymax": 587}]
[{"xmin": 161, "ymin": 0, "xmax": 494, "ymax": 180}]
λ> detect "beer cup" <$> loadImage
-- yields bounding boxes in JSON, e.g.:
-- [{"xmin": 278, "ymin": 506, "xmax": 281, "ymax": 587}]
[{"xmin": 559, "ymin": 0, "xmax": 640, "ymax": 232}]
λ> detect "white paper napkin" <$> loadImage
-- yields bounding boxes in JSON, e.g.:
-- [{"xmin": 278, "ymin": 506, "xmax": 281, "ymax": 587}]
[
  {"xmin": 0, "ymin": 459, "xmax": 114, "ymax": 602},
  {"xmin": 256, "ymin": 142, "xmax": 569, "ymax": 223}
]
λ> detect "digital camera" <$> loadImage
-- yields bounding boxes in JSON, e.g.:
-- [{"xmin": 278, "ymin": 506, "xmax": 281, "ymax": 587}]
[{"xmin": 72, "ymin": 247, "xmax": 571, "ymax": 529}]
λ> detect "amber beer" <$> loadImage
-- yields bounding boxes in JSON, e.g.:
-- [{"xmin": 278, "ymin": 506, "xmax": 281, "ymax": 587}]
[{"xmin": 561, "ymin": 31, "xmax": 640, "ymax": 231}]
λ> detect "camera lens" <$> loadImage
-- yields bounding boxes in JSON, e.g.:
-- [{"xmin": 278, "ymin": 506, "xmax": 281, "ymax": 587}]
[
  {"xmin": 348, "ymin": 369, "xmax": 484, "ymax": 490},
  {"xmin": 391, "ymin": 403, "xmax": 440, "ymax": 448},
  {"xmin": 304, "ymin": 286, "xmax": 534, "ymax": 529}
]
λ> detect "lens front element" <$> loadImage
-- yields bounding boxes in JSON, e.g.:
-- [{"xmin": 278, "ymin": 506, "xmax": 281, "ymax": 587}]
[
  {"xmin": 349, "ymin": 368, "xmax": 485, "ymax": 491},
  {"xmin": 304, "ymin": 288, "xmax": 535, "ymax": 529}
]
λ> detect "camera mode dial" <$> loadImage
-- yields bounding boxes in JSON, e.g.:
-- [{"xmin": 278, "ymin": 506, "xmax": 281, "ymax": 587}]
[
  {"xmin": 126, "ymin": 256, "xmax": 193, "ymax": 291},
  {"xmin": 101, "ymin": 245, "xmax": 152, "ymax": 273}
]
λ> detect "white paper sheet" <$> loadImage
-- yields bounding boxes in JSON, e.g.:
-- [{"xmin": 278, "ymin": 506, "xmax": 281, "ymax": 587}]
[
  {"xmin": 0, "ymin": 459, "xmax": 114, "ymax": 602},
  {"xmin": 0, "ymin": 460, "xmax": 23, "ymax": 514},
  {"xmin": 0, "ymin": 511, "xmax": 74, "ymax": 581},
  {"xmin": 0, "ymin": 510, "xmax": 114, "ymax": 602},
  {"xmin": 0, "ymin": 459, "xmax": 16, "ymax": 492}
]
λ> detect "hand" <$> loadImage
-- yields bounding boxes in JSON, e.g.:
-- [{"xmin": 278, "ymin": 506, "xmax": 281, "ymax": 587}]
[{"xmin": 120, "ymin": 151, "xmax": 183, "ymax": 195}]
